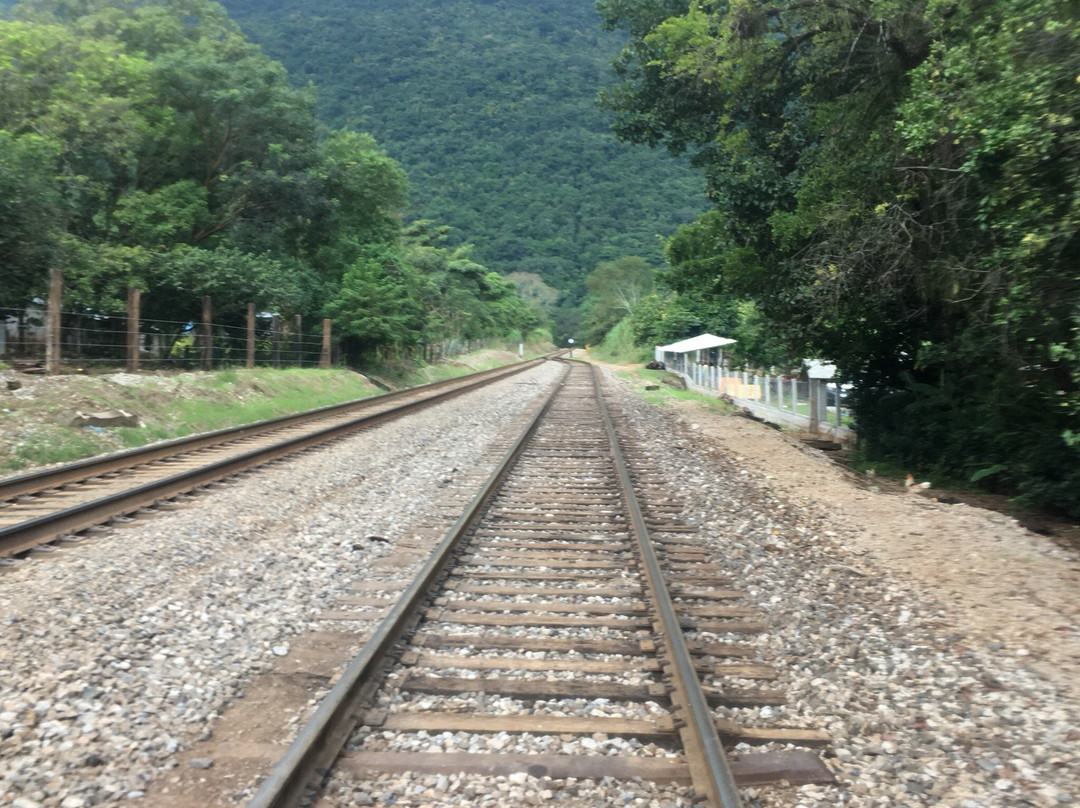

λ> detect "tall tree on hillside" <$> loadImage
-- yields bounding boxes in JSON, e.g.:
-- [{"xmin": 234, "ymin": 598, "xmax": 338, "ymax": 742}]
[
  {"xmin": 306, "ymin": 129, "xmax": 409, "ymax": 286},
  {"xmin": 583, "ymin": 256, "xmax": 654, "ymax": 343},
  {"xmin": 0, "ymin": 132, "xmax": 62, "ymax": 308},
  {"xmin": 0, "ymin": 17, "xmax": 155, "ymax": 304}
]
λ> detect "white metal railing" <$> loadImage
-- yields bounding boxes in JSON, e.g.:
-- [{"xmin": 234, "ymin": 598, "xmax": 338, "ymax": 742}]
[{"xmin": 663, "ymin": 356, "xmax": 853, "ymax": 440}]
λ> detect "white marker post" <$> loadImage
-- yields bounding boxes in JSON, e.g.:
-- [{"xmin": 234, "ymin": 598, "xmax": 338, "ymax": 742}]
[{"xmin": 568, "ymin": 338, "xmax": 574, "ymax": 358}]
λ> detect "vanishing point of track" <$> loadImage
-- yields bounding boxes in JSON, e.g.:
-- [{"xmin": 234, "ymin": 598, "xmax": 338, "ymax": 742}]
[
  {"xmin": 0, "ymin": 357, "xmax": 552, "ymax": 559},
  {"xmin": 249, "ymin": 360, "xmax": 832, "ymax": 808}
]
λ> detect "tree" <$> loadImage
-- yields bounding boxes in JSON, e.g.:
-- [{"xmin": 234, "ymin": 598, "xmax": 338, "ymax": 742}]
[
  {"xmin": 0, "ymin": 17, "xmax": 156, "ymax": 304},
  {"xmin": 0, "ymin": 132, "xmax": 62, "ymax": 308},
  {"xmin": 503, "ymin": 271, "xmax": 558, "ymax": 326},
  {"xmin": 582, "ymin": 256, "xmax": 654, "ymax": 343},
  {"xmin": 305, "ymin": 129, "xmax": 409, "ymax": 285},
  {"xmin": 600, "ymin": 0, "xmax": 1080, "ymax": 514},
  {"xmin": 328, "ymin": 247, "xmax": 424, "ymax": 358}
]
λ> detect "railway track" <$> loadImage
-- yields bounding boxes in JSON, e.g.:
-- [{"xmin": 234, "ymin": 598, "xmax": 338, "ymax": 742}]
[
  {"xmin": 0, "ymin": 357, "xmax": 554, "ymax": 560},
  {"xmin": 248, "ymin": 361, "xmax": 833, "ymax": 808}
]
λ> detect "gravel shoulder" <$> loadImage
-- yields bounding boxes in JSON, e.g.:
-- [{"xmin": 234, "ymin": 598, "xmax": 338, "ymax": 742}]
[
  {"xmin": 650, "ymin": 378, "xmax": 1080, "ymax": 703},
  {"xmin": 598, "ymin": 361, "xmax": 1080, "ymax": 807}
]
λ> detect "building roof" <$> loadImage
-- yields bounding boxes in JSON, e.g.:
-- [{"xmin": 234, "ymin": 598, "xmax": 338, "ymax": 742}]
[
  {"xmin": 656, "ymin": 333, "xmax": 737, "ymax": 354},
  {"xmin": 804, "ymin": 359, "xmax": 837, "ymax": 379}
]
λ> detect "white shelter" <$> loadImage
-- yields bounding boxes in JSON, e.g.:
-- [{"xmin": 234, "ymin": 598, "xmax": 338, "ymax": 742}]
[
  {"xmin": 654, "ymin": 333, "xmax": 736, "ymax": 367},
  {"xmin": 804, "ymin": 359, "xmax": 837, "ymax": 380}
]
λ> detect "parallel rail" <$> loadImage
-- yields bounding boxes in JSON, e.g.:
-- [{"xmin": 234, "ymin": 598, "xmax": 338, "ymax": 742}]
[
  {"xmin": 0, "ymin": 357, "xmax": 554, "ymax": 558},
  {"xmin": 247, "ymin": 362, "xmax": 830, "ymax": 808}
]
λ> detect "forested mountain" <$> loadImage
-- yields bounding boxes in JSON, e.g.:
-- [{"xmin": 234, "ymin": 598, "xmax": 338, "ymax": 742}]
[{"xmin": 215, "ymin": 0, "xmax": 706, "ymax": 307}]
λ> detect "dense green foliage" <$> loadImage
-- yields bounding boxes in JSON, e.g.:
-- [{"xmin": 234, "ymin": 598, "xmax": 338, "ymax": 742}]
[
  {"xmin": 581, "ymin": 256, "xmax": 653, "ymax": 343},
  {"xmin": 0, "ymin": 0, "xmax": 539, "ymax": 361},
  {"xmin": 601, "ymin": 0, "xmax": 1080, "ymax": 515},
  {"xmin": 213, "ymin": 0, "xmax": 708, "ymax": 326}
]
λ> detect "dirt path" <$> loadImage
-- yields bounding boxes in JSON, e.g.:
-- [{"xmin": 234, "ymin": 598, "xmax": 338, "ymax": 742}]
[{"xmin": 600, "ymin": 360, "xmax": 1080, "ymax": 703}]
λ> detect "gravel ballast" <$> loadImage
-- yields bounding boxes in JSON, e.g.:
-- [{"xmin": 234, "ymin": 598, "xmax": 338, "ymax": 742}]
[
  {"xmin": 598, "ymin": 367, "xmax": 1080, "ymax": 808},
  {"xmin": 0, "ymin": 362, "xmax": 563, "ymax": 807},
  {"xmin": 2, "ymin": 358, "xmax": 1077, "ymax": 808}
]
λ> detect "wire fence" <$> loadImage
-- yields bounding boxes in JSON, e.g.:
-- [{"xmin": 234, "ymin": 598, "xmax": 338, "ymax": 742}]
[
  {"xmin": 663, "ymin": 353, "xmax": 854, "ymax": 439},
  {"xmin": 1, "ymin": 306, "xmax": 329, "ymax": 370}
]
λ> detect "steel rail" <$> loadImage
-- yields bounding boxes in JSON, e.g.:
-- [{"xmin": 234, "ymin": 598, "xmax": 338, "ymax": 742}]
[
  {"xmin": 590, "ymin": 362, "xmax": 743, "ymax": 808},
  {"xmin": 245, "ymin": 362, "xmax": 573, "ymax": 808},
  {"xmin": 0, "ymin": 356, "xmax": 556, "ymax": 502},
  {"xmin": 0, "ymin": 358, "xmax": 553, "ymax": 558}
]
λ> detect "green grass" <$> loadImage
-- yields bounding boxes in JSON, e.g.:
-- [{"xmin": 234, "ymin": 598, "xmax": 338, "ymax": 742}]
[
  {"xmin": 165, "ymin": 370, "xmax": 380, "ymax": 434},
  {"xmin": 13, "ymin": 430, "xmax": 106, "ymax": 467},
  {"xmin": 588, "ymin": 319, "xmax": 652, "ymax": 365},
  {"xmin": 1, "ymin": 344, "xmax": 554, "ymax": 473},
  {"xmin": 1, "ymin": 368, "xmax": 382, "ymax": 472},
  {"xmin": 617, "ymin": 368, "xmax": 737, "ymax": 413},
  {"xmin": 212, "ymin": 368, "xmax": 240, "ymax": 386}
]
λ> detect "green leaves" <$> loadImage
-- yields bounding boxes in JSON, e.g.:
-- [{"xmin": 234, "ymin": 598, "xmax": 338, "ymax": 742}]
[
  {"xmin": 603, "ymin": 0, "xmax": 1080, "ymax": 515},
  {"xmin": 328, "ymin": 248, "xmax": 424, "ymax": 352},
  {"xmin": 582, "ymin": 256, "xmax": 655, "ymax": 343},
  {"xmin": 0, "ymin": 131, "xmax": 62, "ymax": 306}
]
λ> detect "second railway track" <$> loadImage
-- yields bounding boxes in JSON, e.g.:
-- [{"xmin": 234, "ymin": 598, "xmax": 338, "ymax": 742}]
[
  {"xmin": 0, "ymin": 357, "xmax": 555, "ymax": 560},
  {"xmin": 248, "ymin": 361, "xmax": 832, "ymax": 808}
]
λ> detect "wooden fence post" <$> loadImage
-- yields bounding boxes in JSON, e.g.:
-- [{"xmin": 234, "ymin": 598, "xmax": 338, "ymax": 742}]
[
  {"xmin": 45, "ymin": 267, "xmax": 62, "ymax": 374},
  {"xmin": 294, "ymin": 315, "xmax": 302, "ymax": 366},
  {"xmin": 126, "ymin": 286, "xmax": 141, "ymax": 373},
  {"xmin": 320, "ymin": 318, "xmax": 331, "ymax": 368},
  {"xmin": 271, "ymin": 314, "xmax": 281, "ymax": 368},
  {"xmin": 201, "ymin": 295, "xmax": 212, "ymax": 371},
  {"xmin": 246, "ymin": 303, "xmax": 255, "ymax": 369}
]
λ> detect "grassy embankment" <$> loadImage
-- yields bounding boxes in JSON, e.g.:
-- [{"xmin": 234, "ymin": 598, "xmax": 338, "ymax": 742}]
[{"xmin": 0, "ymin": 342, "xmax": 551, "ymax": 472}]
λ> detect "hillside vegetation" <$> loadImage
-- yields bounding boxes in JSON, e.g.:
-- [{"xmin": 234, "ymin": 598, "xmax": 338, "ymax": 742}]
[
  {"xmin": 1, "ymin": 0, "xmax": 544, "ymax": 365},
  {"xmin": 218, "ymin": 0, "xmax": 707, "ymax": 315},
  {"xmin": 600, "ymin": 0, "xmax": 1080, "ymax": 517}
]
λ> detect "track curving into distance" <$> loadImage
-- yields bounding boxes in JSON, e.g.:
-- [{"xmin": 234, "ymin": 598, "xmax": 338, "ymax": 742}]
[{"xmin": 0, "ymin": 357, "xmax": 557, "ymax": 559}]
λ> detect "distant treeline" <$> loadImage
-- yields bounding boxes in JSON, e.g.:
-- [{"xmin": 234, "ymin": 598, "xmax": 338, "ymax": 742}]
[{"xmin": 0, "ymin": 0, "xmax": 542, "ymax": 365}]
